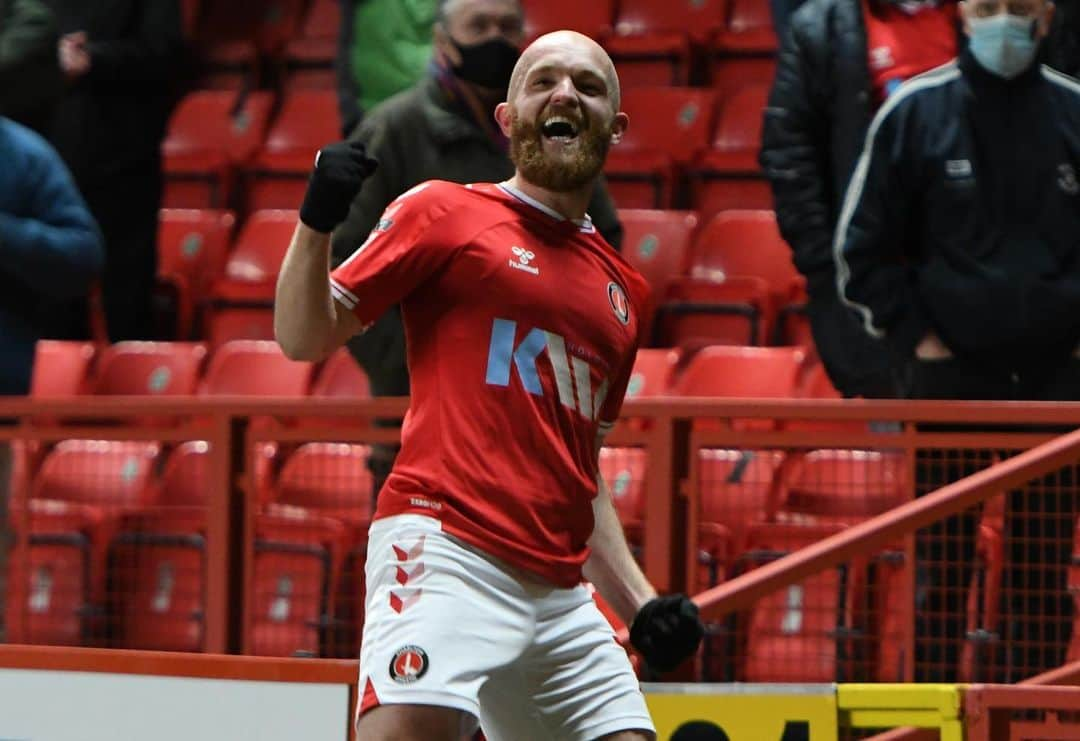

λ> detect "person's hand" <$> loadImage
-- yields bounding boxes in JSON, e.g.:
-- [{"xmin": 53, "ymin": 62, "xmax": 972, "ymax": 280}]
[
  {"xmin": 59, "ymin": 31, "xmax": 91, "ymax": 80},
  {"xmin": 915, "ymin": 332, "xmax": 952, "ymax": 360},
  {"xmin": 299, "ymin": 140, "xmax": 379, "ymax": 234},
  {"xmin": 629, "ymin": 594, "xmax": 704, "ymax": 673}
]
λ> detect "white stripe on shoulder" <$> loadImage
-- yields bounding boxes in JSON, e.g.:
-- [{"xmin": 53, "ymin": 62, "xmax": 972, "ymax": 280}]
[
  {"xmin": 832, "ymin": 60, "xmax": 961, "ymax": 339},
  {"xmin": 1041, "ymin": 65, "xmax": 1080, "ymax": 96},
  {"xmin": 329, "ymin": 280, "xmax": 357, "ymax": 309}
]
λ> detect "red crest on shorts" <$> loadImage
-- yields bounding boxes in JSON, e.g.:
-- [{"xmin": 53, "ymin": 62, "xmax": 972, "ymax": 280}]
[
  {"xmin": 389, "ymin": 645, "xmax": 429, "ymax": 683},
  {"xmin": 608, "ymin": 282, "xmax": 630, "ymax": 325}
]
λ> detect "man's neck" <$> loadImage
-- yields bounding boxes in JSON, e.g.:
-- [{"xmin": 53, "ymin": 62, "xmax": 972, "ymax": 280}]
[{"xmin": 506, "ymin": 173, "xmax": 594, "ymax": 222}]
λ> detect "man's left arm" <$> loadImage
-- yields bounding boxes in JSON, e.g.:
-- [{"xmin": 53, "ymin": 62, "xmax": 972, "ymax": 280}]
[{"xmin": 583, "ymin": 473, "xmax": 656, "ymax": 622}]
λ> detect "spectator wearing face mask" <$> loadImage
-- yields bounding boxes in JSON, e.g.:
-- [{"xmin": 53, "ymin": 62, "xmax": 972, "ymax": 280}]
[
  {"xmin": 836, "ymin": 0, "xmax": 1080, "ymax": 680},
  {"xmin": 760, "ymin": 0, "xmax": 961, "ymax": 398},
  {"xmin": 329, "ymin": 0, "xmax": 624, "ymax": 506}
]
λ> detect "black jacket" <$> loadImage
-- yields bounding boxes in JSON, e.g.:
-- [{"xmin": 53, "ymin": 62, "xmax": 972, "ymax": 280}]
[
  {"xmin": 0, "ymin": 0, "xmax": 62, "ymax": 132},
  {"xmin": 760, "ymin": 0, "xmax": 876, "ymax": 281},
  {"xmin": 760, "ymin": 0, "xmax": 963, "ymax": 281},
  {"xmin": 836, "ymin": 52, "xmax": 1080, "ymax": 368},
  {"xmin": 42, "ymin": 0, "xmax": 181, "ymax": 182}
]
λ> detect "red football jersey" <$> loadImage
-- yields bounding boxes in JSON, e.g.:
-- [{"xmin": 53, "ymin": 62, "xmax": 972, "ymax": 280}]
[{"xmin": 330, "ymin": 180, "xmax": 650, "ymax": 586}]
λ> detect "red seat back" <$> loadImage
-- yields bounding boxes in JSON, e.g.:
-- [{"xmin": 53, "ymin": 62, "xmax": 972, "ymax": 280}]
[
  {"xmin": 673, "ymin": 345, "xmax": 805, "ymax": 397},
  {"xmin": 34, "ymin": 440, "xmax": 161, "ymax": 509},
  {"xmin": 617, "ymin": 87, "xmax": 717, "ymax": 164},
  {"xmin": 619, "ymin": 209, "xmax": 698, "ymax": 297},
  {"xmin": 30, "ymin": 341, "xmax": 96, "ymax": 397},
  {"xmin": 626, "ymin": 348, "xmax": 680, "ymax": 399},
  {"xmin": 614, "ymin": 0, "xmax": 727, "ymax": 36},
  {"xmin": 691, "ymin": 210, "xmax": 800, "ymax": 300},
  {"xmin": 712, "ymin": 84, "xmax": 769, "ymax": 153},
  {"xmin": 310, "ymin": 348, "xmax": 371, "ymax": 399},
  {"xmin": 158, "ymin": 209, "xmax": 236, "ymax": 299},
  {"xmin": 92, "ymin": 342, "xmax": 208, "ymax": 396},
  {"xmin": 521, "ymin": 0, "xmax": 615, "ymax": 39},
  {"xmin": 200, "ymin": 340, "xmax": 315, "ymax": 396},
  {"xmin": 275, "ymin": 443, "xmax": 373, "ymax": 516},
  {"xmin": 223, "ymin": 209, "xmax": 299, "ymax": 285}
]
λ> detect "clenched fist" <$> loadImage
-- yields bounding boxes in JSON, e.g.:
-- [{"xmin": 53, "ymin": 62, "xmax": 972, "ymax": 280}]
[{"xmin": 299, "ymin": 140, "xmax": 379, "ymax": 234}]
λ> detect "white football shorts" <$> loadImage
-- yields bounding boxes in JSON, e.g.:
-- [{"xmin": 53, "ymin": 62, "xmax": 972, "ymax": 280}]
[{"xmin": 357, "ymin": 514, "xmax": 655, "ymax": 740}]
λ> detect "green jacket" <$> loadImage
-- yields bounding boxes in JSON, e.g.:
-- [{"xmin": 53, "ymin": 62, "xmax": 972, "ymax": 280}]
[
  {"xmin": 0, "ymin": 0, "xmax": 61, "ymax": 132},
  {"xmin": 330, "ymin": 74, "xmax": 625, "ymax": 396}
]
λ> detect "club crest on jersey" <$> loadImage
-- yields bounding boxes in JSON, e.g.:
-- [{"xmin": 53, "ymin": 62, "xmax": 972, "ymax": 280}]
[
  {"xmin": 608, "ymin": 282, "xmax": 630, "ymax": 325},
  {"xmin": 389, "ymin": 645, "xmax": 429, "ymax": 683},
  {"xmin": 509, "ymin": 246, "xmax": 539, "ymax": 275}
]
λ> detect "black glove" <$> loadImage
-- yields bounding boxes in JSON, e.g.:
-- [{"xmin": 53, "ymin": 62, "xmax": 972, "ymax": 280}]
[
  {"xmin": 299, "ymin": 140, "xmax": 378, "ymax": 234},
  {"xmin": 629, "ymin": 594, "xmax": 704, "ymax": 673}
]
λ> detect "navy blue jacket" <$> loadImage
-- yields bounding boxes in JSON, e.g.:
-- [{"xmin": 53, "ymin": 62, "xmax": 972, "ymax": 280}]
[
  {"xmin": 836, "ymin": 52, "xmax": 1080, "ymax": 369},
  {"xmin": 0, "ymin": 117, "xmax": 103, "ymax": 394}
]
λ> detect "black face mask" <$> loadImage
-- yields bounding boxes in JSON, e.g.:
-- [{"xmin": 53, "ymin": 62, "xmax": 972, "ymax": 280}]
[{"xmin": 450, "ymin": 37, "xmax": 520, "ymax": 91}]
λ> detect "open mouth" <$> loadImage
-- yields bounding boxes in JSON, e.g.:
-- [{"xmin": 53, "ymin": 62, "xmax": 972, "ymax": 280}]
[{"xmin": 540, "ymin": 116, "xmax": 580, "ymax": 143}]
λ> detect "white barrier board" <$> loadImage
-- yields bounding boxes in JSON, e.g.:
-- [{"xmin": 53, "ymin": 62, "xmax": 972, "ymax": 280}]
[{"xmin": 0, "ymin": 668, "xmax": 349, "ymax": 741}]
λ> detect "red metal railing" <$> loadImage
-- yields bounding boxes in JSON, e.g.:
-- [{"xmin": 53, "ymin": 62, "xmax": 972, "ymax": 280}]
[{"xmin": 4, "ymin": 397, "xmax": 1080, "ymax": 684}]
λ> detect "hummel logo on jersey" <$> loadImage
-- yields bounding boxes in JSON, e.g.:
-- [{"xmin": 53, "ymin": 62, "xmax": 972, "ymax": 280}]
[
  {"xmin": 485, "ymin": 318, "xmax": 609, "ymax": 420},
  {"xmin": 509, "ymin": 246, "xmax": 539, "ymax": 275}
]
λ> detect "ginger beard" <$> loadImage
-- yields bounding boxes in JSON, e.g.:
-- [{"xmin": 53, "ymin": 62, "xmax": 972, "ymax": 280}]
[{"xmin": 508, "ymin": 106, "xmax": 614, "ymax": 193}]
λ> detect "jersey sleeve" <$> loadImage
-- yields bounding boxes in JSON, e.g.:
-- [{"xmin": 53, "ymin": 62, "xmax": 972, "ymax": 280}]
[{"xmin": 329, "ymin": 182, "xmax": 460, "ymax": 326}]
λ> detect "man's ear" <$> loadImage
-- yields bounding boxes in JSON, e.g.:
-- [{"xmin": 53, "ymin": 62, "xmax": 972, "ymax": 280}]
[
  {"xmin": 494, "ymin": 102, "xmax": 514, "ymax": 137},
  {"xmin": 609, "ymin": 112, "xmax": 629, "ymax": 145}
]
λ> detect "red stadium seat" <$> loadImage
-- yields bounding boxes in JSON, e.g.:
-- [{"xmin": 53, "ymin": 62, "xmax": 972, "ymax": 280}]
[
  {"xmin": 27, "ymin": 440, "xmax": 161, "ymax": 640},
  {"xmin": 251, "ymin": 507, "xmax": 346, "ymax": 656},
  {"xmin": 673, "ymin": 345, "xmax": 805, "ymax": 398},
  {"xmin": 606, "ymin": 0, "xmax": 727, "ymax": 85},
  {"xmin": 272, "ymin": 442, "xmax": 374, "ymax": 655},
  {"xmin": 206, "ymin": 210, "xmax": 297, "ymax": 346},
  {"xmin": 91, "ymin": 342, "xmax": 208, "ymax": 396},
  {"xmin": 157, "ymin": 209, "xmax": 236, "ymax": 337},
  {"xmin": 780, "ymin": 450, "xmax": 907, "ymax": 523},
  {"xmin": 35, "ymin": 440, "xmax": 161, "ymax": 511},
  {"xmin": 162, "ymin": 91, "xmax": 274, "ymax": 208},
  {"xmin": 696, "ymin": 448, "xmax": 784, "ymax": 589},
  {"xmin": 626, "ymin": 348, "xmax": 680, "ymax": 399},
  {"xmin": 739, "ymin": 521, "xmax": 858, "ymax": 682},
  {"xmin": 690, "ymin": 210, "xmax": 802, "ymax": 308},
  {"xmin": 691, "ymin": 85, "xmax": 774, "ymax": 217},
  {"xmin": 284, "ymin": 0, "xmax": 340, "ymax": 89},
  {"xmin": 275, "ymin": 443, "xmax": 374, "ymax": 522},
  {"xmin": 521, "ymin": 0, "xmax": 615, "ymax": 41},
  {"xmin": 618, "ymin": 209, "xmax": 698, "ymax": 298},
  {"xmin": 191, "ymin": 0, "xmax": 306, "ymax": 88},
  {"xmin": 715, "ymin": 0, "xmax": 777, "ymax": 54},
  {"xmin": 247, "ymin": 91, "xmax": 340, "ymax": 210},
  {"xmin": 199, "ymin": 340, "xmax": 315, "ymax": 396},
  {"xmin": 655, "ymin": 276, "xmax": 772, "ymax": 347},
  {"xmin": 5, "ymin": 499, "xmax": 103, "ymax": 646},
  {"xmin": 599, "ymin": 447, "xmax": 646, "ymax": 549},
  {"xmin": 604, "ymin": 87, "xmax": 716, "ymax": 208},
  {"xmin": 30, "ymin": 341, "xmax": 96, "ymax": 397},
  {"xmin": 310, "ymin": 348, "xmax": 371, "ymax": 399}
]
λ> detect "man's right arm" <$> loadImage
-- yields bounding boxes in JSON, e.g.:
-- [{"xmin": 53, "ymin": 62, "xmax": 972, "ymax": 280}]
[
  {"xmin": 275, "ymin": 140, "xmax": 378, "ymax": 361},
  {"xmin": 759, "ymin": 19, "xmax": 835, "ymax": 279}
]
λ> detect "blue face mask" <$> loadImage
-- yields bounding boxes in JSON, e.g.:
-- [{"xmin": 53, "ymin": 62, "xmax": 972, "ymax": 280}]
[{"xmin": 968, "ymin": 13, "xmax": 1041, "ymax": 79}]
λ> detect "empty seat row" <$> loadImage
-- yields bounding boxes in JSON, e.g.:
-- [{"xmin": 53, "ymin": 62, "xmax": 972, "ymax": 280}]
[
  {"xmin": 162, "ymin": 83, "xmax": 772, "ymax": 214},
  {"xmin": 6, "ymin": 439, "xmax": 375, "ymax": 658},
  {"xmin": 181, "ymin": 0, "xmax": 776, "ymax": 92},
  {"xmin": 31, "ymin": 340, "xmax": 368, "ymax": 401}
]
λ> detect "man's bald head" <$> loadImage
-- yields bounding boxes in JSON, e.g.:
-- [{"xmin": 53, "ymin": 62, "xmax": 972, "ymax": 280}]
[{"xmin": 508, "ymin": 31, "xmax": 621, "ymax": 111}]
